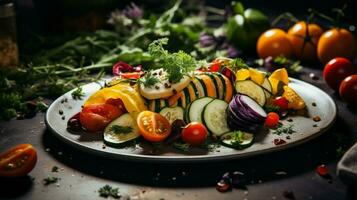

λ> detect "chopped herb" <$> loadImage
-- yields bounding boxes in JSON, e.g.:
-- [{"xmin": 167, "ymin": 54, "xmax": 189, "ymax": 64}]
[
  {"xmin": 200, "ymin": 139, "xmax": 221, "ymax": 152},
  {"xmin": 264, "ymin": 104, "xmax": 280, "ymax": 113},
  {"xmin": 51, "ymin": 166, "xmax": 59, "ymax": 172},
  {"xmin": 109, "ymin": 125, "xmax": 133, "ymax": 134},
  {"xmin": 173, "ymin": 142, "xmax": 190, "ymax": 152},
  {"xmin": 98, "ymin": 185, "xmax": 120, "ymax": 198},
  {"xmin": 273, "ymin": 123, "xmax": 295, "ymax": 135},
  {"xmin": 229, "ymin": 58, "xmax": 249, "ymax": 72},
  {"xmin": 71, "ymin": 87, "xmax": 84, "ymax": 100},
  {"xmin": 140, "ymin": 72, "xmax": 159, "ymax": 88},
  {"xmin": 43, "ymin": 176, "xmax": 59, "ymax": 185}
]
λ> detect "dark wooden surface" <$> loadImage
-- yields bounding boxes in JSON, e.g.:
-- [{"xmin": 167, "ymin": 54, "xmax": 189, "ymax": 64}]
[{"xmin": 0, "ymin": 67, "xmax": 357, "ymax": 200}]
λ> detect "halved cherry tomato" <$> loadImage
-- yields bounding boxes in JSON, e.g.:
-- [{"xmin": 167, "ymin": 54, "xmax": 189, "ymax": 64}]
[
  {"xmin": 79, "ymin": 103, "xmax": 122, "ymax": 132},
  {"xmin": 287, "ymin": 21, "xmax": 323, "ymax": 62},
  {"xmin": 257, "ymin": 28, "xmax": 293, "ymax": 59},
  {"xmin": 0, "ymin": 144, "xmax": 37, "ymax": 177},
  {"xmin": 181, "ymin": 122, "xmax": 208, "ymax": 146},
  {"xmin": 264, "ymin": 112, "xmax": 280, "ymax": 128},
  {"xmin": 317, "ymin": 28, "xmax": 356, "ymax": 64},
  {"xmin": 323, "ymin": 57, "xmax": 356, "ymax": 91},
  {"xmin": 273, "ymin": 96, "xmax": 289, "ymax": 111},
  {"xmin": 339, "ymin": 75, "xmax": 357, "ymax": 105},
  {"xmin": 137, "ymin": 111, "xmax": 171, "ymax": 142}
]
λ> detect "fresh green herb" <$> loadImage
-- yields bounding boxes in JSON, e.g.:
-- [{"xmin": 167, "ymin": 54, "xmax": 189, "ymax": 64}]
[
  {"xmin": 229, "ymin": 58, "xmax": 249, "ymax": 72},
  {"xmin": 109, "ymin": 125, "xmax": 133, "ymax": 134},
  {"xmin": 43, "ymin": 176, "xmax": 59, "ymax": 185},
  {"xmin": 140, "ymin": 72, "xmax": 160, "ymax": 87},
  {"xmin": 98, "ymin": 185, "xmax": 120, "ymax": 199},
  {"xmin": 273, "ymin": 123, "xmax": 296, "ymax": 135},
  {"xmin": 51, "ymin": 166, "xmax": 59, "ymax": 172},
  {"xmin": 71, "ymin": 87, "xmax": 84, "ymax": 100},
  {"xmin": 173, "ymin": 142, "xmax": 190, "ymax": 152},
  {"xmin": 230, "ymin": 130, "xmax": 245, "ymax": 146},
  {"xmin": 148, "ymin": 38, "xmax": 197, "ymax": 83},
  {"xmin": 264, "ymin": 104, "xmax": 280, "ymax": 113},
  {"xmin": 200, "ymin": 139, "xmax": 221, "ymax": 152}
]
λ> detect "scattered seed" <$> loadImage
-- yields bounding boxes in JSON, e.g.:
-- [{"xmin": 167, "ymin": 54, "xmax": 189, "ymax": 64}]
[
  {"xmin": 155, "ymin": 85, "xmax": 160, "ymax": 90},
  {"xmin": 312, "ymin": 102, "xmax": 317, "ymax": 107},
  {"xmin": 59, "ymin": 110, "xmax": 63, "ymax": 115},
  {"xmin": 313, "ymin": 116, "xmax": 321, "ymax": 122},
  {"xmin": 313, "ymin": 124, "xmax": 318, "ymax": 127},
  {"xmin": 216, "ymin": 179, "xmax": 231, "ymax": 192}
]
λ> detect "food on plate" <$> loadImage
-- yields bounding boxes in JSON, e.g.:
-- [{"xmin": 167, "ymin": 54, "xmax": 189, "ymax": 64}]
[
  {"xmin": 0, "ymin": 144, "xmax": 37, "ymax": 177},
  {"xmin": 257, "ymin": 28, "xmax": 293, "ymax": 59},
  {"xmin": 323, "ymin": 57, "xmax": 356, "ymax": 91},
  {"xmin": 317, "ymin": 28, "xmax": 356, "ymax": 64},
  {"xmin": 339, "ymin": 75, "xmax": 357, "ymax": 105},
  {"xmin": 287, "ymin": 21, "xmax": 323, "ymax": 61},
  {"xmin": 67, "ymin": 40, "xmax": 309, "ymax": 152}
]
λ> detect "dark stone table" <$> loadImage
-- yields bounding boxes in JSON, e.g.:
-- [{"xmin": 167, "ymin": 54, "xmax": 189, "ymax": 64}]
[{"xmin": 1, "ymin": 67, "xmax": 356, "ymax": 200}]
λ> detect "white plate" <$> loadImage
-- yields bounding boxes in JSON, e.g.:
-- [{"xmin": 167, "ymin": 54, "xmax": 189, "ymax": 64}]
[{"xmin": 45, "ymin": 78, "xmax": 336, "ymax": 163}]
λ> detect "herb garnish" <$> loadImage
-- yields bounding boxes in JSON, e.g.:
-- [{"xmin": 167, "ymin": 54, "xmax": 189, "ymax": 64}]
[
  {"xmin": 173, "ymin": 142, "xmax": 190, "ymax": 152},
  {"xmin": 51, "ymin": 166, "xmax": 59, "ymax": 172},
  {"xmin": 148, "ymin": 38, "xmax": 197, "ymax": 83},
  {"xmin": 98, "ymin": 185, "xmax": 120, "ymax": 199},
  {"xmin": 273, "ymin": 123, "xmax": 295, "ymax": 135},
  {"xmin": 43, "ymin": 176, "xmax": 59, "ymax": 185},
  {"xmin": 71, "ymin": 87, "xmax": 84, "ymax": 100},
  {"xmin": 264, "ymin": 104, "xmax": 280, "ymax": 113},
  {"xmin": 109, "ymin": 125, "xmax": 133, "ymax": 134},
  {"xmin": 140, "ymin": 72, "xmax": 160, "ymax": 87}
]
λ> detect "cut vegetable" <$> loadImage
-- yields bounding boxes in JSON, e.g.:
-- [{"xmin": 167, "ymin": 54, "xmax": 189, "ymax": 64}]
[
  {"xmin": 220, "ymin": 131, "xmax": 254, "ymax": 149},
  {"xmin": 104, "ymin": 113, "xmax": 140, "ymax": 147},
  {"xmin": 187, "ymin": 97, "xmax": 213, "ymax": 123},
  {"xmin": 261, "ymin": 77, "xmax": 272, "ymax": 93},
  {"xmin": 235, "ymin": 80, "xmax": 266, "ymax": 106},
  {"xmin": 159, "ymin": 106, "xmax": 184, "ymax": 124},
  {"xmin": 202, "ymin": 99, "xmax": 230, "ymax": 137}
]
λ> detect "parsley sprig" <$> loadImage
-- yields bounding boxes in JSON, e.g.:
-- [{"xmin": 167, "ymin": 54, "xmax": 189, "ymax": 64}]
[
  {"xmin": 273, "ymin": 123, "xmax": 296, "ymax": 135},
  {"xmin": 98, "ymin": 185, "xmax": 120, "ymax": 199},
  {"xmin": 109, "ymin": 125, "xmax": 133, "ymax": 134}
]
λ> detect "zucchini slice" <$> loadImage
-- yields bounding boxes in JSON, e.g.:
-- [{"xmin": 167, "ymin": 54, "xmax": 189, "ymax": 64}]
[
  {"xmin": 202, "ymin": 99, "xmax": 230, "ymax": 137},
  {"xmin": 235, "ymin": 80, "xmax": 266, "ymax": 106},
  {"xmin": 220, "ymin": 131, "xmax": 254, "ymax": 149},
  {"xmin": 188, "ymin": 97, "xmax": 213, "ymax": 123},
  {"xmin": 159, "ymin": 106, "xmax": 184, "ymax": 124},
  {"xmin": 261, "ymin": 77, "xmax": 272, "ymax": 93},
  {"xmin": 104, "ymin": 113, "xmax": 140, "ymax": 147}
]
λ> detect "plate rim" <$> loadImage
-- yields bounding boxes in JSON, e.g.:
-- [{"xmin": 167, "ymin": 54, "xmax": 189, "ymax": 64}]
[{"xmin": 45, "ymin": 78, "xmax": 337, "ymax": 163}]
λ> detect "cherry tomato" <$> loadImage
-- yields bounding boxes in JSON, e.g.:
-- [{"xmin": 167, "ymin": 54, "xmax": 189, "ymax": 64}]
[
  {"xmin": 105, "ymin": 98, "xmax": 127, "ymax": 113},
  {"xmin": 317, "ymin": 28, "xmax": 356, "ymax": 64},
  {"xmin": 79, "ymin": 103, "xmax": 122, "ymax": 132},
  {"xmin": 210, "ymin": 60, "xmax": 221, "ymax": 72},
  {"xmin": 257, "ymin": 28, "xmax": 293, "ymax": 59},
  {"xmin": 264, "ymin": 112, "xmax": 280, "ymax": 128},
  {"xmin": 339, "ymin": 75, "xmax": 357, "ymax": 105},
  {"xmin": 287, "ymin": 21, "xmax": 323, "ymax": 62},
  {"xmin": 181, "ymin": 122, "xmax": 208, "ymax": 146},
  {"xmin": 0, "ymin": 144, "xmax": 37, "ymax": 177},
  {"xmin": 273, "ymin": 96, "xmax": 289, "ymax": 111},
  {"xmin": 137, "ymin": 111, "xmax": 171, "ymax": 142},
  {"xmin": 323, "ymin": 57, "xmax": 356, "ymax": 91}
]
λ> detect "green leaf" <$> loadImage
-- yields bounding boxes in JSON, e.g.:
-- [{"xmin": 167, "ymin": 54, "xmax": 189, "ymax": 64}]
[{"xmin": 232, "ymin": 1, "xmax": 245, "ymax": 15}]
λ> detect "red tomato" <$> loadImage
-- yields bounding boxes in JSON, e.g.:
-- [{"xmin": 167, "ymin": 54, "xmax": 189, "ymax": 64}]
[
  {"xmin": 105, "ymin": 98, "xmax": 127, "ymax": 113},
  {"xmin": 210, "ymin": 60, "xmax": 221, "ymax": 72},
  {"xmin": 181, "ymin": 122, "xmax": 208, "ymax": 146},
  {"xmin": 137, "ymin": 111, "xmax": 171, "ymax": 142},
  {"xmin": 273, "ymin": 96, "xmax": 289, "ymax": 111},
  {"xmin": 264, "ymin": 112, "xmax": 280, "ymax": 128},
  {"xmin": 0, "ymin": 144, "xmax": 37, "ymax": 177},
  {"xmin": 323, "ymin": 57, "xmax": 356, "ymax": 91},
  {"xmin": 79, "ymin": 103, "xmax": 122, "ymax": 132},
  {"xmin": 339, "ymin": 75, "xmax": 357, "ymax": 105}
]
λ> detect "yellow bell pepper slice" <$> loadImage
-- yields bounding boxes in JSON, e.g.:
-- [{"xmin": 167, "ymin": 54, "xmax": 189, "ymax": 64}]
[
  {"xmin": 269, "ymin": 68, "xmax": 289, "ymax": 94},
  {"xmin": 248, "ymin": 68, "xmax": 265, "ymax": 85},
  {"xmin": 235, "ymin": 69, "xmax": 250, "ymax": 81}
]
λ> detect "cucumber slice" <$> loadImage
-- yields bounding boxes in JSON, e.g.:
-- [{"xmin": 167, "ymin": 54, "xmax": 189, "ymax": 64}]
[
  {"xmin": 235, "ymin": 80, "xmax": 266, "ymax": 106},
  {"xmin": 104, "ymin": 113, "xmax": 140, "ymax": 147},
  {"xmin": 188, "ymin": 97, "xmax": 213, "ymax": 123},
  {"xmin": 262, "ymin": 77, "xmax": 272, "ymax": 93},
  {"xmin": 202, "ymin": 99, "xmax": 230, "ymax": 137},
  {"xmin": 159, "ymin": 106, "xmax": 184, "ymax": 124},
  {"xmin": 220, "ymin": 131, "xmax": 254, "ymax": 149}
]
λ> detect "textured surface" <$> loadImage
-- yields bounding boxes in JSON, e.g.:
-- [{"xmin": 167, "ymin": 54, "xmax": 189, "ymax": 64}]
[{"xmin": 0, "ymin": 67, "xmax": 356, "ymax": 200}]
